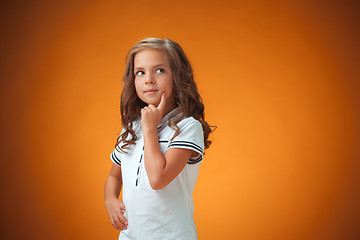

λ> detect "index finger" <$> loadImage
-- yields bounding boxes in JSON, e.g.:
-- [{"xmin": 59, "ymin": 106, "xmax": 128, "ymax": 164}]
[{"xmin": 157, "ymin": 92, "xmax": 166, "ymax": 111}]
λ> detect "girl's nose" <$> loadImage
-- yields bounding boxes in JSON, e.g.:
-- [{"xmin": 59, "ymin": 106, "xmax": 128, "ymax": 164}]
[{"xmin": 145, "ymin": 74, "xmax": 155, "ymax": 84}]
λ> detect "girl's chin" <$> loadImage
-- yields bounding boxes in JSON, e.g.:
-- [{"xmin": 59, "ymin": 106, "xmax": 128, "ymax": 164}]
[
  {"xmin": 138, "ymin": 96, "xmax": 160, "ymax": 106},
  {"xmin": 144, "ymin": 100, "xmax": 160, "ymax": 106}
]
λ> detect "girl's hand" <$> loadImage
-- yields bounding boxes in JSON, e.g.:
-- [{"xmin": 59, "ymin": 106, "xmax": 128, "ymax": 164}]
[
  {"xmin": 105, "ymin": 198, "xmax": 128, "ymax": 231},
  {"xmin": 141, "ymin": 92, "xmax": 166, "ymax": 133}
]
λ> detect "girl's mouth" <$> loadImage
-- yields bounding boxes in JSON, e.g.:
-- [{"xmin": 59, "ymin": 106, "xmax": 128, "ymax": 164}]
[{"xmin": 144, "ymin": 90, "xmax": 158, "ymax": 94}]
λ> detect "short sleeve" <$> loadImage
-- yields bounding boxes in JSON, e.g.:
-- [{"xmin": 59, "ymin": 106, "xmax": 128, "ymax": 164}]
[
  {"xmin": 167, "ymin": 119, "xmax": 204, "ymax": 164},
  {"xmin": 110, "ymin": 148, "xmax": 122, "ymax": 166},
  {"xmin": 109, "ymin": 128, "xmax": 125, "ymax": 167}
]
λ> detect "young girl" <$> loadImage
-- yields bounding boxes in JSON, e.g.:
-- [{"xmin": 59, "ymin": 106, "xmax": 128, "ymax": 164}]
[{"xmin": 104, "ymin": 37, "xmax": 213, "ymax": 240}]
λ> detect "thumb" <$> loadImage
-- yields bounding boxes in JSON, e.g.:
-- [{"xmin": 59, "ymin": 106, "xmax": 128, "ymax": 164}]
[
  {"xmin": 119, "ymin": 200, "xmax": 126, "ymax": 211},
  {"xmin": 157, "ymin": 92, "xmax": 166, "ymax": 111}
]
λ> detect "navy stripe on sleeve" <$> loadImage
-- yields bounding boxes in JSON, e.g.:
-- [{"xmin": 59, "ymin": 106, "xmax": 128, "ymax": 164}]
[
  {"xmin": 187, "ymin": 155, "xmax": 203, "ymax": 164},
  {"xmin": 167, "ymin": 140, "xmax": 203, "ymax": 154},
  {"xmin": 111, "ymin": 151, "xmax": 121, "ymax": 166}
]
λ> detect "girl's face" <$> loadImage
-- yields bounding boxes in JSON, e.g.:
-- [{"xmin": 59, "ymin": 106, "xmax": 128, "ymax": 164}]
[{"xmin": 134, "ymin": 48, "xmax": 175, "ymax": 111}]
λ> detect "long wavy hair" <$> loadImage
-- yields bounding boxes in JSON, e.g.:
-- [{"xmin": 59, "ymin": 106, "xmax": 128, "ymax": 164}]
[{"xmin": 115, "ymin": 37, "xmax": 214, "ymax": 153}]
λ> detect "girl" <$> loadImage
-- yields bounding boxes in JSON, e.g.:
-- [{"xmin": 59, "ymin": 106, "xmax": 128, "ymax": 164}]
[{"xmin": 104, "ymin": 37, "xmax": 213, "ymax": 240}]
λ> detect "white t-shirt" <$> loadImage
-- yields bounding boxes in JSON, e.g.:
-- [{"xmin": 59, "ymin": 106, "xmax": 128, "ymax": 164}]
[{"xmin": 110, "ymin": 108, "xmax": 204, "ymax": 240}]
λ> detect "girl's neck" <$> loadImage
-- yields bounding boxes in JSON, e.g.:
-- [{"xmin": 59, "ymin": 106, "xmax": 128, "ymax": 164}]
[
  {"xmin": 161, "ymin": 103, "xmax": 176, "ymax": 119},
  {"xmin": 160, "ymin": 93, "xmax": 176, "ymax": 119}
]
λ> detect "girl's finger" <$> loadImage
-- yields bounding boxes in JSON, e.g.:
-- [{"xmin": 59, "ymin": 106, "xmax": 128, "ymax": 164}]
[
  {"xmin": 157, "ymin": 92, "xmax": 166, "ymax": 111},
  {"xmin": 118, "ymin": 202, "xmax": 126, "ymax": 211},
  {"xmin": 148, "ymin": 104, "xmax": 156, "ymax": 111},
  {"xmin": 117, "ymin": 212, "xmax": 128, "ymax": 226},
  {"xmin": 114, "ymin": 216, "xmax": 127, "ymax": 230},
  {"xmin": 111, "ymin": 218, "xmax": 122, "ymax": 231},
  {"xmin": 116, "ymin": 205, "xmax": 128, "ymax": 226},
  {"xmin": 141, "ymin": 107, "xmax": 149, "ymax": 114}
]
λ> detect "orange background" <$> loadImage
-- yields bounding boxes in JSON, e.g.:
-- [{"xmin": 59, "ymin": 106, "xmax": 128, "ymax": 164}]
[{"xmin": 1, "ymin": 1, "xmax": 359, "ymax": 239}]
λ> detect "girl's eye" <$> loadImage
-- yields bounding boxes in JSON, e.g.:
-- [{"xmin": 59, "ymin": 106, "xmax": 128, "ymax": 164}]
[
  {"xmin": 156, "ymin": 68, "xmax": 165, "ymax": 73},
  {"xmin": 136, "ymin": 71, "xmax": 144, "ymax": 76}
]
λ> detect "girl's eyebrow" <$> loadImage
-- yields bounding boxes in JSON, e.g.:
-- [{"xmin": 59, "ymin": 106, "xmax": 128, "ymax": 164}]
[
  {"xmin": 134, "ymin": 63, "xmax": 168, "ymax": 71},
  {"xmin": 154, "ymin": 63, "xmax": 168, "ymax": 68}
]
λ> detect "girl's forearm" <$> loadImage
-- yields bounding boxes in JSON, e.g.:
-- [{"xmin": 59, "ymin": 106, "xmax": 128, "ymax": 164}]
[
  {"xmin": 143, "ymin": 129, "xmax": 167, "ymax": 189},
  {"xmin": 104, "ymin": 175, "xmax": 122, "ymax": 204}
]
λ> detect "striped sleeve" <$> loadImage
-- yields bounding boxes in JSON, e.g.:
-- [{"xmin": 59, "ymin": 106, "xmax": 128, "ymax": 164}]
[
  {"xmin": 110, "ymin": 148, "xmax": 122, "ymax": 166},
  {"xmin": 167, "ymin": 119, "xmax": 204, "ymax": 164},
  {"xmin": 109, "ymin": 129, "xmax": 125, "ymax": 167}
]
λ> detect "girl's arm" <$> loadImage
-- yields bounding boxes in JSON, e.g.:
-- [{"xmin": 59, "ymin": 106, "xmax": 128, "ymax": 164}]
[
  {"xmin": 104, "ymin": 164, "xmax": 128, "ymax": 230},
  {"xmin": 143, "ymin": 131, "xmax": 195, "ymax": 190},
  {"xmin": 141, "ymin": 93, "xmax": 198, "ymax": 190}
]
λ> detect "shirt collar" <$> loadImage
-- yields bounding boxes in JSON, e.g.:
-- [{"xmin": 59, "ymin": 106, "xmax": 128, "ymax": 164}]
[{"xmin": 158, "ymin": 107, "xmax": 183, "ymax": 130}]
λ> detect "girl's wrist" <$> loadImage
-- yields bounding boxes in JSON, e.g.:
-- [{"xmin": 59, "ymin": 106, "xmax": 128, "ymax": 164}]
[
  {"xmin": 142, "ymin": 127, "xmax": 157, "ymax": 136},
  {"xmin": 105, "ymin": 197, "xmax": 117, "ymax": 207}
]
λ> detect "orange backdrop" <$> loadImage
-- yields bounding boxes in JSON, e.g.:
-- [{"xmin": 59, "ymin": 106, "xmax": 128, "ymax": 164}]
[{"xmin": 1, "ymin": 0, "xmax": 359, "ymax": 239}]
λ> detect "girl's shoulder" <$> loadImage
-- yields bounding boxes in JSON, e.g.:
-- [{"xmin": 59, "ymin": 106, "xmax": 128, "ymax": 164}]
[{"xmin": 177, "ymin": 116, "xmax": 202, "ymax": 130}]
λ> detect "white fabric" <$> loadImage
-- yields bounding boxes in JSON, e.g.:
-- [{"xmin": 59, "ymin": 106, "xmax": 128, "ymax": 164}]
[{"xmin": 110, "ymin": 107, "xmax": 204, "ymax": 240}]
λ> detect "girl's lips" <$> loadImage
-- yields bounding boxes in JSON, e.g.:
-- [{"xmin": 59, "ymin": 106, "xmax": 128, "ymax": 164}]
[{"xmin": 144, "ymin": 90, "xmax": 158, "ymax": 94}]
